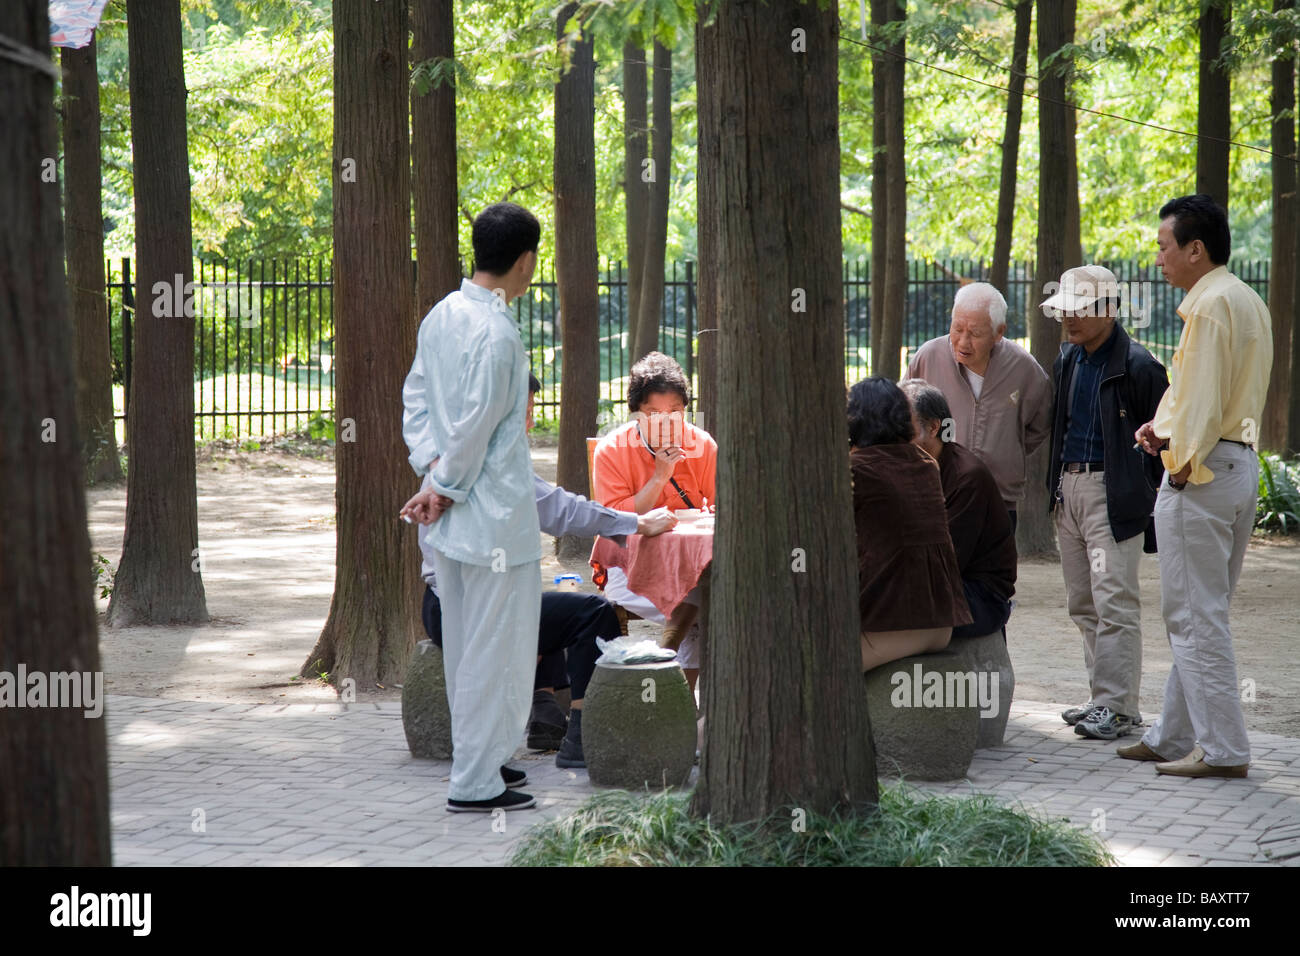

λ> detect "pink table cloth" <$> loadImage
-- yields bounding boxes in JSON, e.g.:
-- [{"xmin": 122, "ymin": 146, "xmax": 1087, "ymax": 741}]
[{"xmin": 590, "ymin": 521, "xmax": 714, "ymax": 619}]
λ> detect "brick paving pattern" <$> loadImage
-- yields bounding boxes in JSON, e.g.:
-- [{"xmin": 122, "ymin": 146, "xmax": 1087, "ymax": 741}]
[{"xmin": 107, "ymin": 694, "xmax": 1300, "ymax": 866}]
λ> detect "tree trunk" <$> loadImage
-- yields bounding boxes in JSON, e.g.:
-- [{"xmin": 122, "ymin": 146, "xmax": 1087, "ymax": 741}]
[
  {"xmin": 1197, "ymin": 0, "xmax": 1232, "ymax": 210},
  {"xmin": 1264, "ymin": 0, "xmax": 1295, "ymax": 454},
  {"xmin": 869, "ymin": 0, "xmax": 888, "ymax": 374},
  {"xmin": 300, "ymin": 0, "xmax": 421, "ymax": 688},
  {"xmin": 990, "ymin": 0, "xmax": 1032, "ymax": 296},
  {"xmin": 880, "ymin": 0, "xmax": 907, "ymax": 381},
  {"xmin": 107, "ymin": 0, "xmax": 209, "ymax": 626},
  {"xmin": 553, "ymin": 3, "xmax": 600, "ymax": 560},
  {"xmin": 0, "ymin": 0, "xmax": 111, "ymax": 865},
  {"xmin": 632, "ymin": 42, "xmax": 673, "ymax": 365},
  {"xmin": 623, "ymin": 41, "xmax": 648, "ymax": 360},
  {"xmin": 61, "ymin": 39, "xmax": 121, "ymax": 484},
  {"xmin": 411, "ymin": 0, "xmax": 460, "ymax": 316},
  {"xmin": 692, "ymin": 0, "xmax": 876, "ymax": 824},
  {"xmin": 695, "ymin": 7, "xmax": 719, "ymax": 434},
  {"xmin": 1063, "ymin": 5, "xmax": 1083, "ymax": 272},
  {"xmin": 1024, "ymin": 0, "xmax": 1074, "ymax": 559}
]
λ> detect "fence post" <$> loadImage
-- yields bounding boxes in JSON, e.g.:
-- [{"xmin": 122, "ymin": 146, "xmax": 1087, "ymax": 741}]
[
  {"xmin": 685, "ymin": 259, "xmax": 694, "ymax": 386},
  {"xmin": 121, "ymin": 256, "xmax": 133, "ymax": 429}
]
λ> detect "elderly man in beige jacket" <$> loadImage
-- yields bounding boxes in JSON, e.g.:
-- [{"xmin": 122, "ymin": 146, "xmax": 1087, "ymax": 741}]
[{"xmin": 906, "ymin": 282, "xmax": 1053, "ymax": 532}]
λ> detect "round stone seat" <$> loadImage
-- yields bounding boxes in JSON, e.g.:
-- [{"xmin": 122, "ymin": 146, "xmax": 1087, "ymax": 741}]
[
  {"xmin": 402, "ymin": 640, "xmax": 452, "ymax": 759},
  {"xmin": 863, "ymin": 651, "xmax": 980, "ymax": 781},
  {"xmin": 945, "ymin": 630, "xmax": 1015, "ymax": 749},
  {"xmin": 583, "ymin": 659, "xmax": 696, "ymax": 790}
]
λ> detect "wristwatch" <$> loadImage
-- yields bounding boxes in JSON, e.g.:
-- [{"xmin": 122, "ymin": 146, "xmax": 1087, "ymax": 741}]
[{"xmin": 1168, "ymin": 473, "xmax": 1187, "ymax": 490}]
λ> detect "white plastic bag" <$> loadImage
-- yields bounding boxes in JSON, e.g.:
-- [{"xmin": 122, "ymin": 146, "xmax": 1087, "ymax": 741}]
[{"xmin": 595, "ymin": 635, "xmax": 677, "ymax": 665}]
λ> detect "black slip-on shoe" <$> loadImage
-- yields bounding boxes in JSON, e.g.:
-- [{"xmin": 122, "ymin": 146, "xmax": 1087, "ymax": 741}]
[
  {"xmin": 447, "ymin": 789, "xmax": 537, "ymax": 813},
  {"xmin": 501, "ymin": 765, "xmax": 528, "ymax": 789}
]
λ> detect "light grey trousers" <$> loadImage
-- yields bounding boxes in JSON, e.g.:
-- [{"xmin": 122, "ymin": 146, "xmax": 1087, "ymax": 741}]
[
  {"xmin": 1056, "ymin": 469, "xmax": 1145, "ymax": 717},
  {"xmin": 433, "ymin": 552, "xmax": 542, "ymax": 800},
  {"xmin": 1142, "ymin": 441, "xmax": 1257, "ymax": 766}
]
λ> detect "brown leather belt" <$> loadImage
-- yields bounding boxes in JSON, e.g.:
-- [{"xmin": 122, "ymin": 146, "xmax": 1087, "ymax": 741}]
[{"xmin": 1063, "ymin": 461, "xmax": 1104, "ymax": 473}]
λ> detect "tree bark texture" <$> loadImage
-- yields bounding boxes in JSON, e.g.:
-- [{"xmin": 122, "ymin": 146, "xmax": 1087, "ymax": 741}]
[
  {"xmin": 553, "ymin": 3, "xmax": 601, "ymax": 560},
  {"xmin": 1264, "ymin": 0, "xmax": 1294, "ymax": 453},
  {"xmin": 695, "ymin": 7, "xmax": 719, "ymax": 434},
  {"xmin": 108, "ymin": 0, "xmax": 209, "ymax": 625},
  {"xmin": 301, "ymin": 0, "xmax": 421, "ymax": 688},
  {"xmin": 0, "ymin": 0, "xmax": 111, "ymax": 865},
  {"xmin": 990, "ymin": 0, "xmax": 1032, "ymax": 296},
  {"xmin": 1024, "ymin": 0, "xmax": 1074, "ymax": 559},
  {"xmin": 632, "ymin": 40, "xmax": 672, "ymax": 364},
  {"xmin": 411, "ymin": 0, "xmax": 461, "ymax": 317},
  {"xmin": 623, "ymin": 40, "xmax": 648, "ymax": 359},
  {"xmin": 61, "ymin": 39, "xmax": 121, "ymax": 484},
  {"xmin": 691, "ymin": 0, "xmax": 877, "ymax": 824},
  {"xmin": 1197, "ymin": 0, "xmax": 1232, "ymax": 210}
]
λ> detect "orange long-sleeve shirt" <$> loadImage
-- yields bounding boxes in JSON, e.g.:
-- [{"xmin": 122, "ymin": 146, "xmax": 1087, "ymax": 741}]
[{"xmin": 592, "ymin": 419, "xmax": 717, "ymax": 513}]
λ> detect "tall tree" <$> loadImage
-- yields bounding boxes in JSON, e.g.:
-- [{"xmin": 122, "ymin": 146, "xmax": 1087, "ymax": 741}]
[
  {"xmin": 107, "ymin": 0, "xmax": 209, "ymax": 626},
  {"xmin": 0, "ymin": 0, "xmax": 111, "ymax": 865},
  {"xmin": 553, "ymin": 3, "xmax": 601, "ymax": 559},
  {"xmin": 1264, "ymin": 0, "xmax": 1295, "ymax": 453},
  {"xmin": 1024, "ymin": 0, "xmax": 1075, "ymax": 558},
  {"xmin": 871, "ymin": 0, "xmax": 906, "ymax": 379},
  {"xmin": 1197, "ymin": 0, "xmax": 1232, "ymax": 209},
  {"xmin": 301, "ymin": 0, "xmax": 420, "ymax": 687},
  {"xmin": 692, "ymin": 0, "xmax": 876, "ymax": 824},
  {"xmin": 61, "ymin": 38, "xmax": 121, "ymax": 484},
  {"xmin": 990, "ymin": 0, "xmax": 1033, "ymax": 296},
  {"xmin": 631, "ymin": 40, "xmax": 673, "ymax": 363},
  {"xmin": 623, "ymin": 40, "xmax": 648, "ymax": 360},
  {"xmin": 695, "ymin": 5, "xmax": 719, "ymax": 434},
  {"xmin": 411, "ymin": 0, "xmax": 461, "ymax": 315}
]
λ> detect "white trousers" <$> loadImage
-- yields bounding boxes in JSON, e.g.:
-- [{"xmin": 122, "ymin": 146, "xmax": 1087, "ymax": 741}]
[
  {"xmin": 432, "ymin": 551, "xmax": 541, "ymax": 800},
  {"xmin": 1142, "ymin": 441, "xmax": 1257, "ymax": 766},
  {"xmin": 1056, "ymin": 470, "xmax": 1145, "ymax": 716}
]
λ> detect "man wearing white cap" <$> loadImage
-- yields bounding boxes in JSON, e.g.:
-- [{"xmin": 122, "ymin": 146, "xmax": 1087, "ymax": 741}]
[
  {"xmin": 1125, "ymin": 195, "xmax": 1272, "ymax": 779},
  {"xmin": 906, "ymin": 282, "xmax": 1052, "ymax": 532},
  {"xmin": 1041, "ymin": 265, "xmax": 1168, "ymax": 741}
]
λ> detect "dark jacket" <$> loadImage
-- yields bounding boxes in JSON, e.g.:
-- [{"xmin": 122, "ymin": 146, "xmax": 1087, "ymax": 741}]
[
  {"xmin": 1045, "ymin": 323, "xmax": 1169, "ymax": 547},
  {"xmin": 852, "ymin": 443, "xmax": 972, "ymax": 632},
  {"xmin": 937, "ymin": 441, "xmax": 1017, "ymax": 602}
]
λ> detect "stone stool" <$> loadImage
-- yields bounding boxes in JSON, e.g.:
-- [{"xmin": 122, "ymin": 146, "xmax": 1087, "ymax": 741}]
[
  {"xmin": 402, "ymin": 640, "xmax": 452, "ymax": 759},
  {"xmin": 864, "ymin": 651, "xmax": 980, "ymax": 781},
  {"xmin": 583, "ymin": 659, "xmax": 696, "ymax": 790},
  {"xmin": 946, "ymin": 631, "xmax": 1015, "ymax": 749}
]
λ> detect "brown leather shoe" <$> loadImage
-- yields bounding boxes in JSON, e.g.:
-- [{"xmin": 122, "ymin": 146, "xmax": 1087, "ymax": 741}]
[
  {"xmin": 1155, "ymin": 746, "xmax": 1248, "ymax": 779},
  {"xmin": 1116, "ymin": 740, "xmax": 1167, "ymax": 761}
]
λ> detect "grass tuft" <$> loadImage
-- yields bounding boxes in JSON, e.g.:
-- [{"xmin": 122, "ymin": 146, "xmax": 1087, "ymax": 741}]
[{"xmin": 509, "ymin": 784, "xmax": 1114, "ymax": 867}]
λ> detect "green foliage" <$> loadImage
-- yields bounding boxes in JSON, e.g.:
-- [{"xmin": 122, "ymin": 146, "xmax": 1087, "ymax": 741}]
[
  {"xmin": 92, "ymin": 553, "xmax": 115, "ymax": 599},
  {"xmin": 1256, "ymin": 452, "xmax": 1300, "ymax": 534},
  {"xmin": 509, "ymin": 784, "xmax": 1114, "ymax": 867},
  {"xmin": 307, "ymin": 411, "xmax": 335, "ymax": 441}
]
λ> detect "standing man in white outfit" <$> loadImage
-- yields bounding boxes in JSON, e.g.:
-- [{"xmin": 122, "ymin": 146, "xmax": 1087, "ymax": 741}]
[{"xmin": 400, "ymin": 203, "xmax": 543, "ymax": 812}]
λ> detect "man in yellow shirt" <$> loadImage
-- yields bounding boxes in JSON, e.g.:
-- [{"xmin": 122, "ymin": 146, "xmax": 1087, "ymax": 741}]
[{"xmin": 1124, "ymin": 195, "xmax": 1272, "ymax": 779}]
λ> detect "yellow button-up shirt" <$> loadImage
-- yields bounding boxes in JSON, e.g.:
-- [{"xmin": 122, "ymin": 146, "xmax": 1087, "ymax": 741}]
[{"xmin": 1152, "ymin": 266, "xmax": 1272, "ymax": 484}]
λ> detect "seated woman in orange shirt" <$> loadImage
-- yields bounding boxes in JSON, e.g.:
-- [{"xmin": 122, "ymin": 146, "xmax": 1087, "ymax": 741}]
[{"xmin": 592, "ymin": 352, "xmax": 717, "ymax": 685}]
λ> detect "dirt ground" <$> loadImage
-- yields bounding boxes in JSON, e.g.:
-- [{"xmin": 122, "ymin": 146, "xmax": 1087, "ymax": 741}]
[{"xmin": 87, "ymin": 440, "xmax": 1300, "ymax": 737}]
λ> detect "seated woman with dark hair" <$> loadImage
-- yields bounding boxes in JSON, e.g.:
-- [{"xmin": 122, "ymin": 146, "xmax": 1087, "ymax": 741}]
[
  {"xmin": 848, "ymin": 377, "xmax": 972, "ymax": 671},
  {"xmin": 592, "ymin": 351, "xmax": 717, "ymax": 689}
]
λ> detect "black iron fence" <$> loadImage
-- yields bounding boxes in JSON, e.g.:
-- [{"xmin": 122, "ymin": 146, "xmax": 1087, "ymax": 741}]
[{"xmin": 104, "ymin": 256, "xmax": 1269, "ymax": 438}]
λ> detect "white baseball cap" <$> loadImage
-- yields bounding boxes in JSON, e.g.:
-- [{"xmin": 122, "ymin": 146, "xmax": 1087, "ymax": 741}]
[{"xmin": 1041, "ymin": 264, "xmax": 1121, "ymax": 317}]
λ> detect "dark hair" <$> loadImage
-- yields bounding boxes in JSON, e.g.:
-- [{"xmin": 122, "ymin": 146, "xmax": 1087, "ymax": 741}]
[
  {"xmin": 1158, "ymin": 194, "xmax": 1230, "ymax": 265},
  {"xmin": 898, "ymin": 379, "xmax": 951, "ymax": 429},
  {"xmin": 847, "ymin": 377, "xmax": 914, "ymax": 447},
  {"xmin": 471, "ymin": 202, "xmax": 541, "ymax": 275},
  {"xmin": 528, "ymin": 372, "xmax": 541, "ymax": 394},
  {"xmin": 627, "ymin": 351, "xmax": 690, "ymax": 413}
]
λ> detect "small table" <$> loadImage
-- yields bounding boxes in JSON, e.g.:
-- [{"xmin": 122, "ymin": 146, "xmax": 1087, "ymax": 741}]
[{"xmin": 590, "ymin": 520, "xmax": 714, "ymax": 619}]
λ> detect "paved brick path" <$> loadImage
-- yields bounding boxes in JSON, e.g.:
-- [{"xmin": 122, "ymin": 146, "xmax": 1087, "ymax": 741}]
[{"xmin": 107, "ymin": 694, "xmax": 1300, "ymax": 866}]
